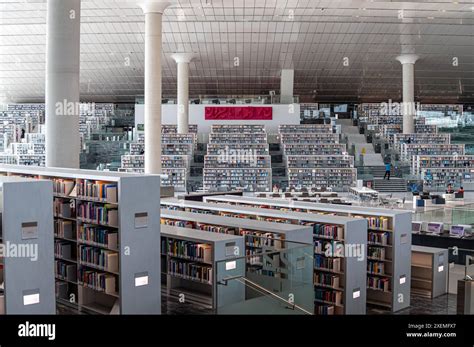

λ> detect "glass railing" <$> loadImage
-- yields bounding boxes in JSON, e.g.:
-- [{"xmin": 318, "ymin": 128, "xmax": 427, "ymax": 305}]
[
  {"xmin": 448, "ymin": 247, "xmax": 474, "ymax": 296},
  {"xmin": 215, "ymin": 238, "xmax": 314, "ymax": 315},
  {"xmin": 413, "ymin": 203, "xmax": 474, "ymax": 228}
]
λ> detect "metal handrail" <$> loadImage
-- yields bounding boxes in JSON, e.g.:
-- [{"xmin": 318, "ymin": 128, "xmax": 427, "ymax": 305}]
[{"xmin": 218, "ymin": 275, "xmax": 313, "ymax": 315}]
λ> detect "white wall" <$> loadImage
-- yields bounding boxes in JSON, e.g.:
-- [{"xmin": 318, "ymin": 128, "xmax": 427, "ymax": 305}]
[{"xmin": 135, "ymin": 104, "xmax": 300, "ymax": 134}]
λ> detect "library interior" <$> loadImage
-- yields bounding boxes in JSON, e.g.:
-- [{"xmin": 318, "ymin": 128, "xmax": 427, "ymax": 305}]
[{"xmin": 1, "ymin": 0, "xmax": 474, "ymax": 319}]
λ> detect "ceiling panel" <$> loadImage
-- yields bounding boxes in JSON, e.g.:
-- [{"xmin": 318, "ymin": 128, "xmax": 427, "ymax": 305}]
[{"xmin": 0, "ymin": 0, "xmax": 473, "ymax": 103}]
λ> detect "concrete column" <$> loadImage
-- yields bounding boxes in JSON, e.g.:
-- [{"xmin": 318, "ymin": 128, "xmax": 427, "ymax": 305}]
[
  {"xmin": 396, "ymin": 54, "xmax": 419, "ymax": 134},
  {"xmin": 171, "ymin": 53, "xmax": 195, "ymax": 134},
  {"xmin": 139, "ymin": 0, "xmax": 171, "ymax": 174},
  {"xmin": 45, "ymin": 0, "xmax": 81, "ymax": 168},
  {"xmin": 280, "ymin": 69, "xmax": 294, "ymax": 104}
]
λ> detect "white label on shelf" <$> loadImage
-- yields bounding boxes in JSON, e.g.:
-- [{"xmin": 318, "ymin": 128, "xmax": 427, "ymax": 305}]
[
  {"xmin": 438, "ymin": 265, "xmax": 444, "ymax": 272},
  {"xmin": 134, "ymin": 212, "xmax": 148, "ymax": 229},
  {"xmin": 353, "ymin": 289, "xmax": 361, "ymax": 299},
  {"xmin": 23, "ymin": 293, "xmax": 40, "ymax": 306},
  {"xmin": 400, "ymin": 275, "xmax": 406, "ymax": 284},
  {"xmin": 135, "ymin": 275, "xmax": 149, "ymax": 287},
  {"xmin": 21, "ymin": 222, "xmax": 38, "ymax": 240},
  {"xmin": 225, "ymin": 261, "xmax": 236, "ymax": 271}
]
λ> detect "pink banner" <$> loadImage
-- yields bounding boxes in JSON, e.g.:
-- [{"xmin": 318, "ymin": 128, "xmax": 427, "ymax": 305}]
[{"xmin": 205, "ymin": 106, "xmax": 273, "ymax": 120}]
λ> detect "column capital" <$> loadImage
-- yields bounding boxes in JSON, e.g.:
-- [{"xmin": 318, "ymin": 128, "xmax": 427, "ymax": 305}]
[
  {"xmin": 396, "ymin": 54, "xmax": 419, "ymax": 65},
  {"xmin": 138, "ymin": 0, "xmax": 173, "ymax": 14},
  {"xmin": 171, "ymin": 53, "xmax": 196, "ymax": 64}
]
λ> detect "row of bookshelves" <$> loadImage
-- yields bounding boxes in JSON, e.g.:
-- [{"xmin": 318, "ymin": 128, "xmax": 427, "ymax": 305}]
[
  {"xmin": 411, "ymin": 155, "xmax": 474, "ymax": 175},
  {"xmin": 201, "ymin": 195, "xmax": 412, "ymax": 312},
  {"xmin": 278, "ymin": 124, "xmax": 334, "ymax": 134},
  {"xmin": 279, "ymin": 133, "xmax": 340, "ymax": 144},
  {"xmin": 287, "ymin": 168, "xmax": 357, "ymax": 191},
  {"xmin": 162, "ymin": 124, "xmax": 198, "ymax": 134},
  {"xmin": 210, "ymin": 124, "xmax": 266, "ymax": 133},
  {"xmin": 209, "ymin": 133, "xmax": 268, "ymax": 144},
  {"xmin": 282, "ymin": 144, "xmax": 346, "ymax": 156},
  {"xmin": 394, "ymin": 134, "xmax": 451, "ymax": 153},
  {"xmin": 421, "ymin": 167, "xmax": 474, "ymax": 188},
  {"xmin": 400, "ymin": 144, "xmax": 465, "ymax": 163},
  {"xmin": 203, "ymin": 168, "xmax": 272, "ymax": 192},
  {"xmin": 207, "ymin": 143, "xmax": 270, "ymax": 155},
  {"xmin": 204, "ymin": 155, "xmax": 271, "ymax": 169},
  {"xmin": 286, "ymin": 155, "xmax": 354, "ymax": 168},
  {"xmin": 0, "ymin": 165, "xmax": 162, "ymax": 314}
]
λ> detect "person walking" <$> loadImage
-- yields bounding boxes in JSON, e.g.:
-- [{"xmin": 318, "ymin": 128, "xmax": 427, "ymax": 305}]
[{"xmin": 384, "ymin": 162, "xmax": 391, "ymax": 180}]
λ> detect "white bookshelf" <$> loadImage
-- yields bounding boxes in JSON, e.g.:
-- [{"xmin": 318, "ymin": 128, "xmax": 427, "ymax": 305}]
[
  {"xmin": 210, "ymin": 124, "xmax": 265, "ymax": 133},
  {"xmin": 207, "ymin": 144, "xmax": 270, "ymax": 155},
  {"xmin": 161, "ymin": 224, "xmax": 245, "ymax": 309},
  {"xmin": 203, "ymin": 168, "xmax": 272, "ymax": 193},
  {"xmin": 400, "ymin": 144, "xmax": 465, "ymax": 163},
  {"xmin": 162, "ymin": 124, "xmax": 198, "ymax": 134},
  {"xmin": 204, "ymin": 155, "xmax": 271, "ymax": 169},
  {"xmin": 279, "ymin": 133, "xmax": 340, "ymax": 144},
  {"xmin": 0, "ymin": 177, "xmax": 56, "ymax": 314},
  {"xmin": 0, "ymin": 165, "xmax": 162, "ymax": 314},
  {"xmin": 286, "ymin": 155, "xmax": 354, "ymax": 168},
  {"xmin": 209, "ymin": 133, "xmax": 268, "ymax": 145},
  {"xmin": 412, "ymin": 155, "xmax": 474, "ymax": 176},
  {"xmin": 287, "ymin": 168, "xmax": 357, "ymax": 191},
  {"xmin": 393, "ymin": 134, "xmax": 451, "ymax": 153},
  {"xmin": 282, "ymin": 144, "xmax": 346, "ymax": 156},
  {"xmin": 278, "ymin": 124, "xmax": 333, "ymax": 134},
  {"xmin": 420, "ymin": 167, "xmax": 474, "ymax": 189}
]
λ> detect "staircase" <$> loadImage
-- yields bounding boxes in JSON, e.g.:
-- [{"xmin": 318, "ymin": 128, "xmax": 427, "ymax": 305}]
[
  {"xmin": 373, "ymin": 178, "xmax": 408, "ymax": 193},
  {"xmin": 337, "ymin": 119, "xmax": 410, "ymax": 192},
  {"xmin": 269, "ymin": 142, "xmax": 288, "ymax": 190},
  {"xmin": 337, "ymin": 119, "xmax": 385, "ymax": 166},
  {"xmin": 187, "ymin": 142, "xmax": 205, "ymax": 192}
]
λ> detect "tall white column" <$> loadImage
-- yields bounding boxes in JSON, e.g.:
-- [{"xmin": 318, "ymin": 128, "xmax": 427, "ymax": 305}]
[
  {"xmin": 280, "ymin": 69, "xmax": 294, "ymax": 104},
  {"xmin": 396, "ymin": 54, "xmax": 419, "ymax": 134},
  {"xmin": 171, "ymin": 53, "xmax": 195, "ymax": 134},
  {"xmin": 45, "ymin": 0, "xmax": 81, "ymax": 168},
  {"xmin": 139, "ymin": 0, "xmax": 171, "ymax": 174}
]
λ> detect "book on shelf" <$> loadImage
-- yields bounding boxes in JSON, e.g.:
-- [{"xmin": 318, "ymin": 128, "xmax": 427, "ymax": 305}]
[
  {"xmin": 77, "ymin": 179, "xmax": 118, "ymax": 203},
  {"xmin": 168, "ymin": 259, "xmax": 212, "ymax": 285},
  {"xmin": 368, "ymin": 261, "xmax": 385, "ymax": 275},
  {"xmin": 78, "ymin": 225, "xmax": 118, "ymax": 250},
  {"xmin": 163, "ymin": 239, "xmax": 212, "ymax": 264},
  {"xmin": 367, "ymin": 277, "xmax": 390, "ymax": 292},
  {"xmin": 55, "ymin": 219, "xmax": 75, "ymax": 239},
  {"xmin": 314, "ymin": 272, "xmax": 340, "ymax": 289},
  {"xmin": 77, "ymin": 202, "xmax": 118, "ymax": 227},
  {"xmin": 55, "ymin": 261, "xmax": 77, "ymax": 282},
  {"xmin": 78, "ymin": 268, "xmax": 117, "ymax": 295},
  {"xmin": 79, "ymin": 245, "xmax": 119, "ymax": 273},
  {"xmin": 55, "ymin": 241, "xmax": 72, "ymax": 260},
  {"xmin": 315, "ymin": 255, "xmax": 341, "ymax": 272},
  {"xmin": 315, "ymin": 288, "xmax": 342, "ymax": 305},
  {"xmin": 368, "ymin": 231, "xmax": 390, "ymax": 245}
]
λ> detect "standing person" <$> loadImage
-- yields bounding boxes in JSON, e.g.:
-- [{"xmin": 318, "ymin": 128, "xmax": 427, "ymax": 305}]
[{"xmin": 384, "ymin": 162, "xmax": 391, "ymax": 180}]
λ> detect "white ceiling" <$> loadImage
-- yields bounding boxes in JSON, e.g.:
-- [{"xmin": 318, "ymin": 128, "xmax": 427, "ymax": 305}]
[{"xmin": 0, "ymin": 0, "xmax": 473, "ymax": 103}]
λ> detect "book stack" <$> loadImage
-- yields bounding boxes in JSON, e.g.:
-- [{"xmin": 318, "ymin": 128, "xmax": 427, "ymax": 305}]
[
  {"xmin": 79, "ymin": 245, "xmax": 119, "ymax": 273},
  {"xmin": 77, "ymin": 202, "xmax": 118, "ymax": 227}
]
